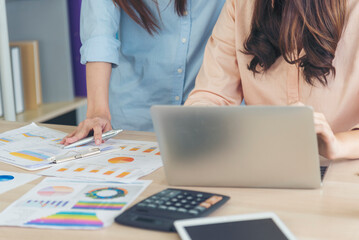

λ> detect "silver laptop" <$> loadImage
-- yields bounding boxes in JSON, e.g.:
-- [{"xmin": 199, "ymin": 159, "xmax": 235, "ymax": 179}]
[{"xmin": 151, "ymin": 105, "xmax": 322, "ymax": 189}]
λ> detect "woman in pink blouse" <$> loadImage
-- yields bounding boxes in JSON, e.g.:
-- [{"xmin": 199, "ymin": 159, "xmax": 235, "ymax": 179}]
[{"xmin": 185, "ymin": 0, "xmax": 359, "ymax": 160}]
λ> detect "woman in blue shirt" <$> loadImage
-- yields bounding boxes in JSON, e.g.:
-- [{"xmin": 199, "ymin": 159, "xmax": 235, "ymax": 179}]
[{"xmin": 61, "ymin": 0, "xmax": 225, "ymax": 145}]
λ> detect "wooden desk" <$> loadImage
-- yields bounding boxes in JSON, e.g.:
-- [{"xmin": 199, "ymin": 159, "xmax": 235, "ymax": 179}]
[{"xmin": 0, "ymin": 121, "xmax": 358, "ymax": 240}]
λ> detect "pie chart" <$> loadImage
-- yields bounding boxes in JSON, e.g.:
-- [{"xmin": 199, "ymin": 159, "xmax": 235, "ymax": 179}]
[
  {"xmin": 108, "ymin": 157, "xmax": 134, "ymax": 164},
  {"xmin": 37, "ymin": 186, "xmax": 73, "ymax": 196}
]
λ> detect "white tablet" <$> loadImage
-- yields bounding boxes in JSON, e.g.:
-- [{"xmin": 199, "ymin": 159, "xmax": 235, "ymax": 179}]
[{"xmin": 174, "ymin": 212, "xmax": 296, "ymax": 240}]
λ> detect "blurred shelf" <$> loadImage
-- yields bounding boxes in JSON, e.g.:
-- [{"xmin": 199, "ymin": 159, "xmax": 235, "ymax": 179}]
[{"xmin": 9, "ymin": 97, "xmax": 87, "ymax": 122}]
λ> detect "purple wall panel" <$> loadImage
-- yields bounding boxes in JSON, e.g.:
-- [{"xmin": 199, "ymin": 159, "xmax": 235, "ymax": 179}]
[{"xmin": 68, "ymin": 0, "xmax": 87, "ymax": 96}]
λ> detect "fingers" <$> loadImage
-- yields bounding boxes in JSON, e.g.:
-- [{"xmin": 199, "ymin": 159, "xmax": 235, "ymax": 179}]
[
  {"xmin": 313, "ymin": 112, "xmax": 334, "ymax": 143},
  {"xmin": 93, "ymin": 125, "xmax": 103, "ymax": 145},
  {"xmin": 289, "ymin": 101, "xmax": 305, "ymax": 106},
  {"xmin": 61, "ymin": 117, "xmax": 112, "ymax": 146},
  {"xmin": 60, "ymin": 131, "xmax": 76, "ymax": 144}
]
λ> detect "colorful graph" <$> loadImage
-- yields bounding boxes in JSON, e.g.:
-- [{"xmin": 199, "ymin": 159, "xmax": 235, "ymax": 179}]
[
  {"xmin": 129, "ymin": 146, "xmax": 141, "ymax": 151},
  {"xmin": 72, "ymin": 201, "xmax": 126, "ymax": 210},
  {"xmin": 10, "ymin": 150, "xmax": 49, "ymax": 161},
  {"xmin": 26, "ymin": 211, "xmax": 103, "ymax": 228},
  {"xmin": 143, "ymin": 147, "xmax": 157, "ymax": 153},
  {"xmin": 74, "ymin": 168, "xmax": 85, "ymax": 172},
  {"xmin": 0, "ymin": 137, "xmax": 12, "ymax": 143},
  {"xmin": 0, "ymin": 175, "xmax": 14, "ymax": 182},
  {"xmin": 37, "ymin": 186, "xmax": 73, "ymax": 197},
  {"xmin": 108, "ymin": 157, "xmax": 134, "ymax": 164},
  {"xmin": 86, "ymin": 187, "xmax": 128, "ymax": 199},
  {"xmin": 103, "ymin": 170, "xmax": 115, "ymax": 175},
  {"xmin": 22, "ymin": 200, "xmax": 69, "ymax": 208},
  {"xmin": 116, "ymin": 172, "xmax": 130, "ymax": 178},
  {"xmin": 22, "ymin": 132, "xmax": 46, "ymax": 139}
]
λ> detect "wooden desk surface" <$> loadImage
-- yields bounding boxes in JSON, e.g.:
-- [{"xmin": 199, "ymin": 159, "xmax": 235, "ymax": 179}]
[{"xmin": 0, "ymin": 120, "xmax": 359, "ymax": 240}]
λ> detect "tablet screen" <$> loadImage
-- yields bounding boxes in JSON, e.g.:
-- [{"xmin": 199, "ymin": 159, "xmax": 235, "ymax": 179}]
[{"xmin": 184, "ymin": 218, "xmax": 289, "ymax": 240}]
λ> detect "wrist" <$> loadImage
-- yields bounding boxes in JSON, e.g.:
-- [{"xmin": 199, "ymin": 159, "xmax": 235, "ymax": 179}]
[{"xmin": 86, "ymin": 109, "xmax": 111, "ymax": 121}]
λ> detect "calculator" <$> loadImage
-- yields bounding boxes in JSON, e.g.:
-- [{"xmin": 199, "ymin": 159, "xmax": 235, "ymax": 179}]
[{"xmin": 115, "ymin": 188, "xmax": 230, "ymax": 232}]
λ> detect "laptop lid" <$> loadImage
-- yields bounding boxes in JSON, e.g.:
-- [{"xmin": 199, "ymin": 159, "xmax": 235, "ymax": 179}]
[{"xmin": 151, "ymin": 105, "xmax": 321, "ymax": 189}]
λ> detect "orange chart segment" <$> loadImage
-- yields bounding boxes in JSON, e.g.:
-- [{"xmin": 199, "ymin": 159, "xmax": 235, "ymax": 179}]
[{"xmin": 108, "ymin": 157, "xmax": 134, "ymax": 164}]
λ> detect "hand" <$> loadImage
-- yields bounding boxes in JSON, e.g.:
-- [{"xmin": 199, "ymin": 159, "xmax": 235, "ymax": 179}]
[
  {"xmin": 60, "ymin": 116, "xmax": 112, "ymax": 146},
  {"xmin": 314, "ymin": 112, "xmax": 342, "ymax": 160}
]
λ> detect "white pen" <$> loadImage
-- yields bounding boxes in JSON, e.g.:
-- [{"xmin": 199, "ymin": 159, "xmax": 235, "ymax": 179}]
[{"xmin": 63, "ymin": 129, "xmax": 123, "ymax": 149}]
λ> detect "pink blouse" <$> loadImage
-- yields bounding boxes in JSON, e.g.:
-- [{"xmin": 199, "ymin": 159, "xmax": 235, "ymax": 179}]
[{"xmin": 185, "ymin": 0, "xmax": 359, "ymax": 133}]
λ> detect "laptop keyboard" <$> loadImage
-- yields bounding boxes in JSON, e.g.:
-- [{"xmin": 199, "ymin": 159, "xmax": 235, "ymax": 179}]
[{"xmin": 320, "ymin": 166, "xmax": 328, "ymax": 180}]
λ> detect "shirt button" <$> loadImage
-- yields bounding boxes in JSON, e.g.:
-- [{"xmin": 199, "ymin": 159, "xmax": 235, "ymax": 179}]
[
  {"xmin": 183, "ymin": 11, "xmax": 188, "ymax": 16},
  {"xmin": 175, "ymin": 96, "xmax": 180, "ymax": 101},
  {"xmin": 177, "ymin": 68, "xmax": 183, "ymax": 74},
  {"xmin": 181, "ymin": 38, "xmax": 187, "ymax": 43}
]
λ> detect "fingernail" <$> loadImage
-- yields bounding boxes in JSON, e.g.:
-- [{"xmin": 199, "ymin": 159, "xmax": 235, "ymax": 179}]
[{"xmin": 96, "ymin": 139, "xmax": 101, "ymax": 145}]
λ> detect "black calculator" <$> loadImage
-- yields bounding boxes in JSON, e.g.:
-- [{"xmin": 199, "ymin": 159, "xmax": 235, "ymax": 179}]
[{"xmin": 115, "ymin": 188, "xmax": 230, "ymax": 232}]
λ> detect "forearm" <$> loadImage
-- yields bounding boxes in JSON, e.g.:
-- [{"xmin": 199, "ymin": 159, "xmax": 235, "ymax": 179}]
[
  {"xmin": 86, "ymin": 62, "xmax": 112, "ymax": 119},
  {"xmin": 336, "ymin": 130, "xmax": 359, "ymax": 159}
]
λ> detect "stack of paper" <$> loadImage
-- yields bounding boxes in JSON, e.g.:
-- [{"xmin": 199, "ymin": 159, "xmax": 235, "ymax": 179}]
[{"xmin": 0, "ymin": 123, "xmax": 163, "ymax": 182}]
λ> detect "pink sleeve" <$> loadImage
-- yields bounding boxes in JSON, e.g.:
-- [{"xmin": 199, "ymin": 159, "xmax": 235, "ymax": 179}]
[{"xmin": 184, "ymin": 0, "xmax": 243, "ymax": 106}]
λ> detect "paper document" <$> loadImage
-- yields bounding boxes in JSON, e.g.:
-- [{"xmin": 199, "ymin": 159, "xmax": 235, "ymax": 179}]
[
  {"xmin": 0, "ymin": 123, "xmax": 124, "ymax": 170},
  {"xmin": 40, "ymin": 139, "xmax": 163, "ymax": 182},
  {"xmin": 0, "ymin": 170, "xmax": 40, "ymax": 195},
  {"xmin": 0, "ymin": 177, "xmax": 151, "ymax": 229}
]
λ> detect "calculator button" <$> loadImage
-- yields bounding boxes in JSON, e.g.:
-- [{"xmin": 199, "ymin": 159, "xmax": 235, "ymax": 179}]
[
  {"xmin": 195, "ymin": 206, "xmax": 207, "ymax": 212},
  {"xmin": 159, "ymin": 205, "xmax": 167, "ymax": 210},
  {"xmin": 137, "ymin": 203, "xmax": 147, "ymax": 207},
  {"xmin": 177, "ymin": 208, "xmax": 187, "ymax": 213},
  {"xmin": 189, "ymin": 210, "xmax": 199, "ymax": 215},
  {"xmin": 147, "ymin": 204, "xmax": 157, "ymax": 208},
  {"xmin": 190, "ymin": 201, "xmax": 197, "ymax": 205},
  {"xmin": 165, "ymin": 202, "xmax": 172, "ymax": 206},
  {"xmin": 184, "ymin": 204, "xmax": 192, "ymax": 209},
  {"xmin": 161, "ymin": 197, "xmax": 170, "ymax": 201},
  {"xmin": 199, "ymin": 202, "xmax": 211, "ymax": 208},
  {"xmin": 186, "ymin": 196, "xmax": 193, "ymax": 200},
  {"xmin": 167, "ymin": 190, "xmax": 181, "ymax": 197},
  {"xmin": 177, "ymin": 195, "xmax": 184, "ymax": 199},
  {"xmin": 160, "ymin": 190, "xmax": 171, "ymax": 195},
  {"xmin": 168, "ymin": 207, "xmax": 177, "ymax": 211},
  {"xmin": 171, "ymin": 198, "xmax": 178, "ymax": 202},
  {"xmin": 206, "ymin": 196, "xmax": 223, "ymax": 205},
  {"xmin": 155, "ymin": 200, "xmax": 164, "ymax": 204},
  {"xmin": 197, "ymin": 194, "xmax": 203, "ymax": 198},
  {"xmin": 175, "ymin": 203, "xmax": 182, "ymax": 207}
]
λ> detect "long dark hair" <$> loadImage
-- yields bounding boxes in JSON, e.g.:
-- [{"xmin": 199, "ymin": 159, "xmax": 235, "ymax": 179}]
[
  {"xmin": 112, "ymin": 0, "xmax": 187, "ymax": 35},
  {"xmin": 243, "ymin": 0, "xmax": 346, "ymax": 86}
]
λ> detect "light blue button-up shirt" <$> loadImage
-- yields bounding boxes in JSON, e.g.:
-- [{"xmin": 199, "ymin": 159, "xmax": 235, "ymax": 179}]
[{"xmin": 80, "ymin": 0, "xmax": 225, "ymax": 131}]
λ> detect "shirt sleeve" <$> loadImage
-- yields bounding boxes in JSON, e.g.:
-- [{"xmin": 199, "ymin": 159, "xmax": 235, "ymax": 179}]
[
  {"xmin": 184, "ymin": 0, "xmax": 243, "ymax": 106},
  {"xmin": 80, "ymin": 0, "xmax": 121, "ymax": 66}
]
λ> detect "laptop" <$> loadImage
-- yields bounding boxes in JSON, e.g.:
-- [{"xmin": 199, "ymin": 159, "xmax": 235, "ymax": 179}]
[{"xmin": 151, "ymin": 105, "xmax": 325, "ymax": 189}]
